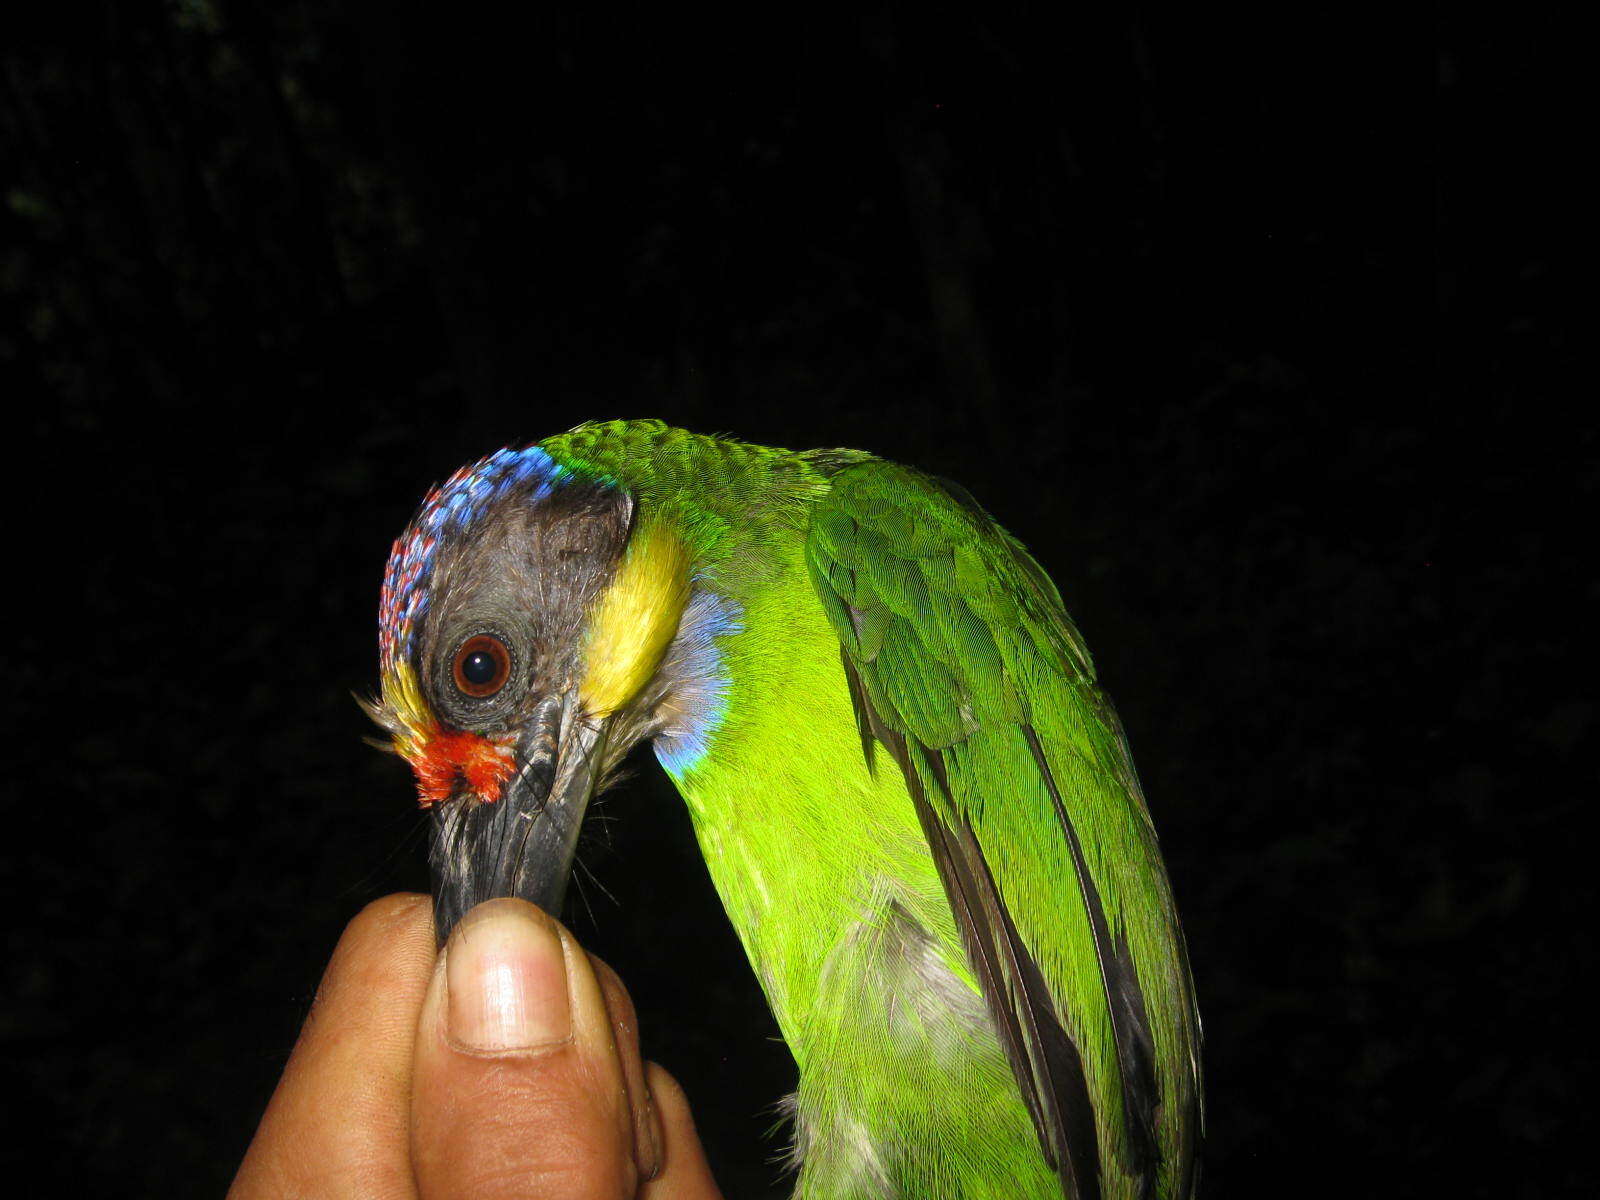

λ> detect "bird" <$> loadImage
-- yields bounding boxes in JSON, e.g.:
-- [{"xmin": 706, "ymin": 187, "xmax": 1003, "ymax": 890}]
[{"xmin": 365, "ymin": 418, "xmax": 1202, "ymax": 1200}]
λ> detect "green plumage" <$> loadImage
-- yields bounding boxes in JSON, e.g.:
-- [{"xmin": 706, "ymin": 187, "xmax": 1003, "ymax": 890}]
[{"xmin": 542, "ymin": 420, "xmax": 1201, "ymax": 1200}]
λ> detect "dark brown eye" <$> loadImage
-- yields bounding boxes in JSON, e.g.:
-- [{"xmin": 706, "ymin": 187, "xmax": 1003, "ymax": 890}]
[{"xmin": 452, "ymin": 634, "xmax": 511, "ymax": 698}]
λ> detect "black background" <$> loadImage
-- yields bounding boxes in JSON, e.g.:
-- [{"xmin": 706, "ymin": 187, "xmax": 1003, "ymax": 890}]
[{"xmin": 4, "ymin": 5, "xmax": 1583, "ymax": 1197}]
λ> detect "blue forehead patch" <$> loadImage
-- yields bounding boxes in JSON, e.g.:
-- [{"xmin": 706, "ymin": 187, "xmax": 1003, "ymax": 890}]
[{"xmin": 379, "ymin": 445, "xmax": 571, "ymax": 669}]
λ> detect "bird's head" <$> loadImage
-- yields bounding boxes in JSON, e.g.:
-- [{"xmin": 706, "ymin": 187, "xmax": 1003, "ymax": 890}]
[{"xmin": 365, "ymin": 445, "xmax": 697, "ymax": 942}]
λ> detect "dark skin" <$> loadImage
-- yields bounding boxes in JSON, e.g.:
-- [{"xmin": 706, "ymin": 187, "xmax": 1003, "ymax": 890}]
[{"xmin": 231, "ymin": 895, "xmax": 723, "ymax": 1199}]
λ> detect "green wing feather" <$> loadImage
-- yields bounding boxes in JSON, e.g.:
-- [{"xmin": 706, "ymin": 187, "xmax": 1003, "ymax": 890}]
[{"xmin": 804, "ymin": 461, "xmax": 1202, "ymax": 1200}]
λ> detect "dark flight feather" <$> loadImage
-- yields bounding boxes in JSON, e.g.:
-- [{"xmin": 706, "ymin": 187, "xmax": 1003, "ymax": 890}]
[{"xmin": 1023, "ymin": 723, "xmax": 1160, "ymax": 1189}]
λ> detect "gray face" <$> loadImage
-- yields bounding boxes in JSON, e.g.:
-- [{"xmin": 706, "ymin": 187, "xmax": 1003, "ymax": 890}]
[
  {"xmin": 401, "ymin": 476, "xmax": 637, "ymax": 942},
  {"xmin": 411, "ymin": 477, "xmax": 634, "ymax": 747}
]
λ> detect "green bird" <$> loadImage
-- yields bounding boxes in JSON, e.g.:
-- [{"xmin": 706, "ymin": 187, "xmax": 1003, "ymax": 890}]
[{"xmin": 367, "ymin": 419, "xmax": 1201, "ymax": 1199}]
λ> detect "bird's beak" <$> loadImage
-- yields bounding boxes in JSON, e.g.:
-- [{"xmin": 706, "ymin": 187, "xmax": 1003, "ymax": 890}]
[{"xmin": 426, "ymin": 691, "xmax": 611, "ymax": 946}]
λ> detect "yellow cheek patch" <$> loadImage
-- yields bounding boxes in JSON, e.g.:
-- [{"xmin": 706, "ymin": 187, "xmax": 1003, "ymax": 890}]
[{"xmin": 582, "ymin": 518, "xmax": 691, "ymax": 717}]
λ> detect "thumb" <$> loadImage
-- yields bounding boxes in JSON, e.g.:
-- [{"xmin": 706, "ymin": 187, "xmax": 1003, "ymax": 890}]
[{"xmin": 409, "ymin": 899, "xmax": 643, "ymax": 1200}]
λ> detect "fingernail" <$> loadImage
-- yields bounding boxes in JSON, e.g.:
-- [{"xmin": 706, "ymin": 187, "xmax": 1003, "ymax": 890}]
[{"xmin": 447, "ymin": 903, "xmax": 571, "ymax": 1051}]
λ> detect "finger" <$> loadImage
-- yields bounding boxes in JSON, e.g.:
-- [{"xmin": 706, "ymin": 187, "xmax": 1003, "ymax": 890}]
[
  {"xmin": 229, "ymin": 893, "xmax": 435, "ymax": 1200},
  {"xmin": 410, "ymin": 898, "xmax": 636, "ymax": 1200},
  {"xmin": 589, "ymin": 953, "xmax": 662, "ymax": 1181},
  {"xmin": 639, "ymin": 1063, "xmax": 724, "ymax": 1200}
]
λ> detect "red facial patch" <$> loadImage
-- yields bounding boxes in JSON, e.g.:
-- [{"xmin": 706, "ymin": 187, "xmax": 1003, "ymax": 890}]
[{"xmin": 407, "ymin": 728, "xmax": 517, "ymax": 807}]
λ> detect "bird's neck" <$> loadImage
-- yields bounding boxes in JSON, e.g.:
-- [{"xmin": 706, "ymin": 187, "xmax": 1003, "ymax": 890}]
[
  {"xmin": 536, "ymin": 422, "xmax": 945, "ymax": 1057},
  {"xmin": 653, "ymin": 535, "xmax": 949, "ymax": 1065}
]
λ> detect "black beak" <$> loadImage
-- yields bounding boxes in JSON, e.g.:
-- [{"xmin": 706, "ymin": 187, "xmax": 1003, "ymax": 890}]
[{"xmin": 427, "ymin": 692, "xmax": 610, "ymax": 946}]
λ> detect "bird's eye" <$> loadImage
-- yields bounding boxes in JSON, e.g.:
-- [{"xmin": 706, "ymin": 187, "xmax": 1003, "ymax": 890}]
[{"xmin": 452, "ymin": 634, "xmax": 511, "ymax": 698}]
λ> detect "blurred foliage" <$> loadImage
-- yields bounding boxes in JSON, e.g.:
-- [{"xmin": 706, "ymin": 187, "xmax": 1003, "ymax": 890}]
[{"xmin": 3, "ymin": 3, "xmax": 1583, "ymax": 1197}]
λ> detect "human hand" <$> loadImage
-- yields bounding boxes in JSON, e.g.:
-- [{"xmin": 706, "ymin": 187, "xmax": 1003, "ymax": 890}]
[{"xmin": 229, "ymin": 894, "xmax": 722, "ymax": 1199}]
